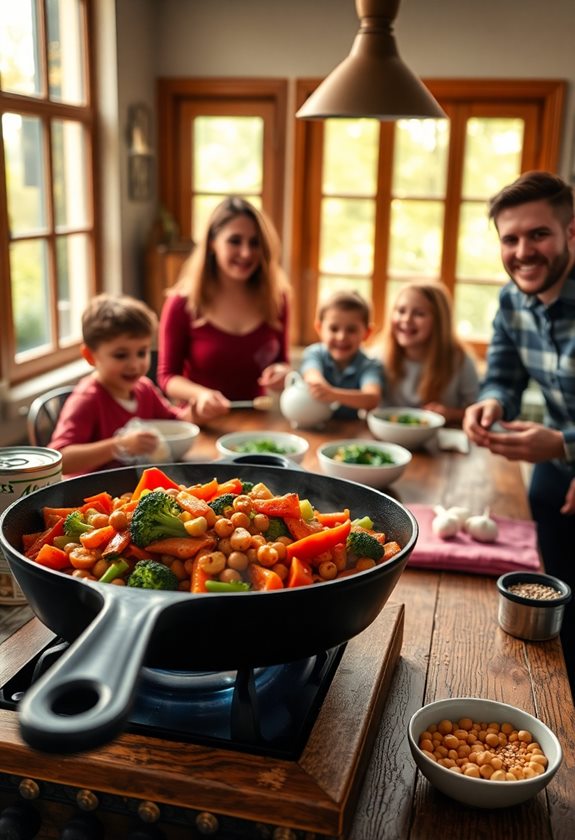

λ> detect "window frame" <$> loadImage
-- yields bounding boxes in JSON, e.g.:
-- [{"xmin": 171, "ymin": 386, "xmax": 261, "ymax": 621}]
[
  {"xmin": 291, "ymin": 78, "xmax": 566, "ymax": 353},
  {"xmin": 0, "ymin": 0, "xmax": 99, "ymax": 386},
  {"xmin": 157, "ymin": 78, "xmax": 288, "ymax": 239}
]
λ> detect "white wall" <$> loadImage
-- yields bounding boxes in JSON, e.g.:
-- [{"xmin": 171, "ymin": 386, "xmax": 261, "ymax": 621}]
[
  {"xmin": 113, "ymin": 0, "xmax": 575, "ymax": 292},
  {"xmin": 153, "ymin": 0, "xmax": 575, "ymax": 178}
]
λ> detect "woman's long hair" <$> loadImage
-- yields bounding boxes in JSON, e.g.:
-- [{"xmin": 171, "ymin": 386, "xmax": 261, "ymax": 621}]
[
  {"xmin": 172, "ymin": 197, "xmax": 289, "ymax": 327},
  {"xmin": 382, "ymin": 281, "xmax": 467, "ymax": 404}
]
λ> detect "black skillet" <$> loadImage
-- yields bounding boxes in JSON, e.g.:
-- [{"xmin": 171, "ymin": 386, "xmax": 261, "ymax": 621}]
[{"xmin": 0, "ymin": 458, "xmax": 417, "ymax": 753}]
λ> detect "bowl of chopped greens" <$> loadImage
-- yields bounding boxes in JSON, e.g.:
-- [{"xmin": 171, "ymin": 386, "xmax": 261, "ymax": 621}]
[
  {"xmin": 367, "ymin": 407, "xmax": 445, "ymax": 450},
  {"xmin": 216, "ymin": 430, "xmax": 310, "ymax": 464},
  {"xmin": 317, "ymin": 439, "xmax": 412, "ymax": 488}
]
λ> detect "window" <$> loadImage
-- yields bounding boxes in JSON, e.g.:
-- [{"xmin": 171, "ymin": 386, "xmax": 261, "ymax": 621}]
[
  {"xmin": 292, "ymin": 79, "xmax": 565, "ymax": 352},
  {"xmin": 157, "ymin": 78, "xmax": 287, "ymax": 240},
  {"xmin": 0, "ymin": 0, "xmax": 97, "ymax": 385}
]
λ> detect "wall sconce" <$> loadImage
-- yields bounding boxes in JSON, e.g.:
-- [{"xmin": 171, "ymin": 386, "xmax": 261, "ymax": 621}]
[
  {"xmin": 296, "ymin": 0, "xmax": 445, "ymax": 120},
  {"xmin": 127, "ymin": 103, "xmax": 154, "ymax": 201}
]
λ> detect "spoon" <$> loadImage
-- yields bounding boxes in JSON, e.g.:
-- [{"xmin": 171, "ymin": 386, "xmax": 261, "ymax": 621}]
[{"xmin": 229, "ymin": 396, "xmax": 275, "ymax": 411}]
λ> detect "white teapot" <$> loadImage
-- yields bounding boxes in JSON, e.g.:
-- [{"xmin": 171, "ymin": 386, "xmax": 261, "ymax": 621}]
[{"xmin": 280, "ymin": 371, "xmax": 335, "ymax": 429}]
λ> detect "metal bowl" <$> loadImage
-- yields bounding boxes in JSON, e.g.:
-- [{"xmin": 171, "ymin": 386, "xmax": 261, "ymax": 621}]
[{"xmin": 496, "ymin": 571, "xmax": 572, "ymax": 641}]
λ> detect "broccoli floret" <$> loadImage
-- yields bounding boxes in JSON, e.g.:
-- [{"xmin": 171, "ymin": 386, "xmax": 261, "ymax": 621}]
[
  {"xmin": 346, "ymin": 530, "xmax": 384, "ymax": 561},
  {"xmin": 241, "ymin": 480, "xmax": 255, "ymax": 494},
  {"xmin": 129, "ymin": 490, "xmax": 187, "ymax": 547},
  {"xmin": 208, "ymin": 493, "xmax": 237, "ymax": 516},
  {"xmin": 64, "ymin": 511, "xmax": 94, "ymax": 541},
  {"xmin": 127, "ymin": 559, "xmax": 179, "ymax": 590},
  {"xmin": 265, "ymin": 516, "xmax": 290, "ymax": 541}
]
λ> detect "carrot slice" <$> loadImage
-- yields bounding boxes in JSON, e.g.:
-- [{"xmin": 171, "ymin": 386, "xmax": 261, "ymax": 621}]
[
  {"xmin": 190, "ymin": 557, "xmax": 210, "ymax": 593},
  {"xmin": 145, "ymin": 535, "xmax": 216, "ymax": 559},
  {"xmin": 35, "ymin": 543, "xmax": 70, "ymax": 571}
]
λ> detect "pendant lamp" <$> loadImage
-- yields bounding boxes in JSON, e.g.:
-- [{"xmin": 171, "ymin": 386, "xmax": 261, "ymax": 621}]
[{"xmin": 296, "ymin": 0, "xmax": 446, "ymax": 120}]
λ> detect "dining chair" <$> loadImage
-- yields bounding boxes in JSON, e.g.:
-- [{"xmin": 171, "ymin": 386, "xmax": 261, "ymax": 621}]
[{"xmin": 27, "ymin": 385, "xmax": 75, "ymax": 447}]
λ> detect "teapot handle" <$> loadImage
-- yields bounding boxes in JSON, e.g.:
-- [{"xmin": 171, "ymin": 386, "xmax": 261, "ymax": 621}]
[{"xmin": 283, "ymin": 370, "xmax": 303, "ymax": 388}]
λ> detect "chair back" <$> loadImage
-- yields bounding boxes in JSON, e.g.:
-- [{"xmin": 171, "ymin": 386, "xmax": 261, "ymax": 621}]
[{"xmin": 27, "ymin": 386, "xmax": 75, "ymax": 447}]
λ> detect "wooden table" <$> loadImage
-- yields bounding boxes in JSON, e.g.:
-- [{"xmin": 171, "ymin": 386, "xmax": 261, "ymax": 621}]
[
  {"xmin": 1, "ymin": 409, "xmax": 574, "ymax": 839},
  {"xmin": 189, "ymin": 409, "xmax": 575, "ymax": 839}
]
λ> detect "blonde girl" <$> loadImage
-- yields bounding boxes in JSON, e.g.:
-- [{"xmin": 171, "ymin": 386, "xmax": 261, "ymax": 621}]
[{"xmin": 380, "ymin": 281, "xmax": 479, "ymax": 425}]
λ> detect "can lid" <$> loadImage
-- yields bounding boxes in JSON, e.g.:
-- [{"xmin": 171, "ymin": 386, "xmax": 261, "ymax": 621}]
[{"xmin": 0, "ymin": 447, "xmax": 63, "ymax": 473}]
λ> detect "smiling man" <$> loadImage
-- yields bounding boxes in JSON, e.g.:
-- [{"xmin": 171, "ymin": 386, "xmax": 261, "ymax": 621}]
[{"xmin": 463, "ymin": 170, "xmax": 575, "ymax": 700}]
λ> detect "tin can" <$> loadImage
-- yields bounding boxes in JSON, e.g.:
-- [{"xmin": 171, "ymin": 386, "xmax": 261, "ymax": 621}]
[{"xmin": 0, "ymin": 447, "xmax": 63, "ymax": 605}]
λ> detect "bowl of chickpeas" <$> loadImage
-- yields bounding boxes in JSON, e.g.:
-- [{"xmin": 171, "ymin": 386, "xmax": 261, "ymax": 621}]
[{"xmin": 408, "ymin": 697, "xmax": 562, "ymax": 808}]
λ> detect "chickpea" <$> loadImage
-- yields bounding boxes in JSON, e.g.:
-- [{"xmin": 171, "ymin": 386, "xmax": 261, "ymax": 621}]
[
  {"xmin": 92, "ymin": 558, "xmax": 111, "ymax": 579},
  {"xmin": 71, "ymin": 569, "xmax": 95, "ymax": 580},
  {"xmin": 271, "ymin": 541, "xmax": 287, "ymax": 561},
  {"xmin": 231, "ymin": 511, "xmax": 251, "ymax": 530},
  {"xmin": 110, "ymin": 578, "xmax": 126, "ymax": 586},
  {"xmin": 230, "ymin": 527, "xmax": 252, "ymax": 552},
  {"xmin": 256, "ymin": 544, "xmax": 279, "ymax": 568},
  {"xmin": 198, "ymin": 551, "xmax": 227, "ymax": 575},
  {"xmin": 272, "ymin": 562, "xmax": 289, "ymax": 582},
  {"xmin": 219, "ymin": 568, "xmax": 242, "ymax": 583},
  {"xmin": 233, "ymin": 495, "xmax": 254, "ymax": 515},
  {"xmin": 252, "ymin": 513, "xmax": 269, "ymax": 533},
  {"xmin": 227, "ymin": 551, "xmax": 249, "ymax": 571},
  {"xmin": 217, "ymin": 537, "xmax": 233, "ymax": 556},
  {"xmin": 214, "ymin": 518, "xmax": 234, "ymax": 538},
  {"xmin": 318, "ymin": 560, "xmax": 337, "ymax": 581},
  {"xmin": 69, "ymin": 546, "xmax": 98, "ymax": 570},
  {"xmin": 108, "ymin": 509, "xmax": 128, "ymax": 531},
  {"xmin": 355, "ymin": 558, "xmax": 376, "ymax": 572},
  {"xmin": 86, "ymin": 512, "xmax": 109, "ymax": 529},
  {"xmin": 249, "ymin": 534, "xmax": 267, "ymax": 549}
]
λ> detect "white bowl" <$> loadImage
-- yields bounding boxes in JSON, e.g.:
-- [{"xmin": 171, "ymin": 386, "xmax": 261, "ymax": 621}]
[
  {"xmin": 316, "ymin": 439, "xmax": 411, "ymax": 488},
  {"xmin": 216, "ymin": 430, "xmax": 309, "ymax": 464},
  {"xmin": 138, "ymin": 419, "xmax": 200, "ymax": 461},
  {"xmin": 408, "ymin": 697, "xmax": 562, "ymax": 808},
  {"xmin": 367, "ymin": 407, "xmax": 446, "ymax": 450}
]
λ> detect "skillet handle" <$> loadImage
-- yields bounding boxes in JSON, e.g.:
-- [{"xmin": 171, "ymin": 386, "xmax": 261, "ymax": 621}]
[{"xmin": 17, "ymin": 589, "xmax": 168, "ymax": 753}]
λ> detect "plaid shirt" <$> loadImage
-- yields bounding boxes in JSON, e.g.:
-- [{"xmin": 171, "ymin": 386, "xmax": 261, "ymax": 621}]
[{"xmin": 479, "ymin": 266, "xmax": 575, "ymax": 465}]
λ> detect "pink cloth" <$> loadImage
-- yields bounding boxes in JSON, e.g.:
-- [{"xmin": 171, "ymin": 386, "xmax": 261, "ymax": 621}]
[
  {"xmin": 157, "ymin": 294, "xmax": 289, "ymax": 401},
  {"xmin": 406, "ymin": 504, "xmax": 541, "ymax": 576}
]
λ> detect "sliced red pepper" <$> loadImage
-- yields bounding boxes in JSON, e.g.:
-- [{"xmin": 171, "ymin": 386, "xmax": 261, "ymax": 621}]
[
  {"xmin": 252, "ymin": 493, "xmax": 301, "ymax": 519},
  {"xmin": 186, "ymin": 478, "xmax": 219, "ymax": 501},
  {"xmin": 249, "ymin": 564, "xmax": 284, "ymax": 590},
  {"xmin": 34, "ymin": 543, "xmax": 70, "ymax": 571},
  {"xmin": 102, "ymin": 529, "xmax": 131, "ymax": 559},
  {"xmin": 81, "ymin": 491, "xmax": 115, "ymax": 515},
  {"xmin": 284, "ymin": 516, "xmax": 322, "ymax": 540},
  {"xmin": 25, "ymin": 517, "xmax": 66, "ymax": 559},
  {"xmin": 131, "ymin": 467, "xmax": 181, "ymax": 501},
  {"xmin": 286, "ymin": 519, "xmax": 352, "ymax": 565},
  {"xmin": 314, "ymin": 508, "xmax": 350, "ymax": 527},
  {"xmin": 287, "ymin": 555, "xmax": 314, "ymax": 588}
]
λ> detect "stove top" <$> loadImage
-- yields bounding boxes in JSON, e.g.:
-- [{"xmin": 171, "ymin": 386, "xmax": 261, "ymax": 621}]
[
  {"xmin": 0, "ymin": 636, "xmax": 345, "ymax": 760},
  {"xmin": 0, "ymin": 602, "xmax": 404, "ymax": 839}
]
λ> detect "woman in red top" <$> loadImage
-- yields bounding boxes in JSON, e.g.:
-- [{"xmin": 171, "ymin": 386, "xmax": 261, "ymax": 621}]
[{"xmin": 157, "ymin": 197, "xmax": 291, "ymax": 424}]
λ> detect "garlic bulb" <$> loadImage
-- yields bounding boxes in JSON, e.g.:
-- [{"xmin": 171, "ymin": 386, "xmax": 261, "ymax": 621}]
[
  {"xmin": 431, "ymin": 505, "xmax": 461, "ymax": 539},
  {"xmin": 464, "ymin": 508, "xmax": 498, "ymax": 543},
  {"xmin": 445, "ymin": 505, "xmax": 471, "ymax": 527}
]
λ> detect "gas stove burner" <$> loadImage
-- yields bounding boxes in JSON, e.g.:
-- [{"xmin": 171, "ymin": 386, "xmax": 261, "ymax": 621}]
[
  {"xmin": 133, "ymin": 649, "xmax": 345, "ymax": 758},
  {"xmin": 0, "ymin": 636, "xmax": 346, "ymax": 760}
]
